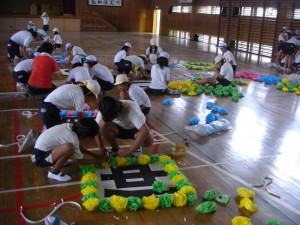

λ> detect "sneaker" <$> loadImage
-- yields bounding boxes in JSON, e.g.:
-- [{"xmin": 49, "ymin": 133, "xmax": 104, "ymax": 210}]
[
  {"xmin": 48, "ymin": 171, "xmax": 72, "ymax": 182},
  {"xmin": 107, "ymin": 147, "xmax": 119, "ymax": 157},
  {"xmin": 133, "ymin": 147, "xmax": 143, "ymax": 157}
]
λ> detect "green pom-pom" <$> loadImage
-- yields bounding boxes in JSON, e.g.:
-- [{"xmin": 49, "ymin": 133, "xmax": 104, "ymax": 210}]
[
  {"xmin": 232, "ymin": 94, "xmax": 239, "ymax": 102},
  {"xmin": 82, "ymin": 192, "xmax": 99, "ymax": 202},
  {"xmin": 127, "ymin": 196, "xmax": 142, "ymax": 211},
  {"xmin": 150, "ymin": 154, "xmax": 160, "ymax": 163},
  {"xmin": 176, "ymin": 180, "xmax": 192, "ymax": 189},
  {"xmin": 109, "ymin": 158, "xmax": 118, "ymax": 168},
  {"xmin": 168, "ymin": 170, "xmax": 182, "ymax": 179},
  {"xmin": 203, "ymin": 189, "xmax": 218, "ymax": 200},
  {"xmin": 238, "ymin": 92, "xmax": 244, "ymax": 98},
  {"xmin": 80, "ymin": 165, "xmax": 96, "ymax": 176},
  {"xmin": 186, "ymin": 192, "xmax": 197, "ymax": 206},
  {"xmin": 80, "ymin": 180, "xmax": 98, "ymax": 189},
  {"xmin": 126, "ymin": 156, "xmax": 138, "ymax": 165},
  {"xmin": 196, "ymin": 88, "xmax": 204, "ymax": 94},
  {"xmin": 153, "ymin": 181, "xmax": 168, "ymax": 193},
  {"xmin": 159, "ymin": 193, "xmax": 174, "ymax": 208},
  {"xmin": 267, "ymin": 220, "xmax": 283, "ymax": 225},
  {"xmin": 161, "ymin": 159, "xmax": 176, "ymax": 167},
  {"xmin": 195, "ymin": 201, "xmax": 217, "ymax": 214},
  {"xmin": 204, "ymin": 89, "xmax": 212, "ymax": 94},
  {"xmin": 276, "ymin": 84, "xmax": 284, "ymax": 89},
  {"xmin": 99, "ymin": 198, "xmax": 113, "ymax": 212}
]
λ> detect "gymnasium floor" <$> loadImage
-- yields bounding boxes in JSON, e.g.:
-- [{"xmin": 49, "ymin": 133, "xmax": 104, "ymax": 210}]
[{"xmin": 0, "ymin": 31, "xmax": 300, "ymax": 225}]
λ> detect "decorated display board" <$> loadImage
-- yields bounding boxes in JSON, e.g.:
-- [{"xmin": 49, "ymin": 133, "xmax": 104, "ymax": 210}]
[{"xmin": 88, "ymin": 0, "xmax": 122, "ymax": 7}]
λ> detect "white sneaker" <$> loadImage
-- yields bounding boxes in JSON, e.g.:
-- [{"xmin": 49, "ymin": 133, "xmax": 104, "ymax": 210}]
[
  {"xmin": 48, "ymin": 171, "xmax": 72, "ymax": 182},
  {"xmin": 133, "ymin": 147, "xmax": 143, "ymax": 157}
]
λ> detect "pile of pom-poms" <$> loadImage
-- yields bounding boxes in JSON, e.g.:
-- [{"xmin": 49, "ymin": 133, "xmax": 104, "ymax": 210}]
[
  {"xmin": 52, "ymin": 55, "xmax": 69, "ymax": 65},
  {"xmin": 60, "ymin": 109, "xmax": 99, "ymax": 118},
  {"xmin": 80, "ymin": 155, "xmax": 197, "ymax": 212},
  {"xmin": 276, "ymin": 78, "xmax": 300, "ymax": 95},
  {"xmin": 184, "ymin": 118, "xmax": 230, "ymax": 136},
  {"xmin": 185, "ymin": 62, "xmax": 214, "ymax": 71},
  {"xmin": 257, "ymin": 75, "xmax": 282, "ymax": 85},
  {"xmin": 163, "ymin": 99, "xmax": 173, "ymax": 105},
  {"xmin": 206, "ymin": 102, "xmax": 229, "ymax": 115},
  {"xmin": 236, "ymin": 187, "xmax": 258, "ymax": 213},
  {"xmin": 235, "ymin": 70, "xmax": 260, "ymax": 81}
]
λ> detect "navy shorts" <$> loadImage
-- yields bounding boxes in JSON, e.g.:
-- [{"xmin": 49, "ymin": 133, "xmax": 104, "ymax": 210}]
[
  {"xmin": 53, "ymin": 43, "xmax": 62, "ymax": 49},
  {"xmin": 148, "ymin": 88, "xmax": 167, "ymax": 95},
  {"xmin": 217, "ymin": 77, "xmax": 231, "ymax": 86},
  {"xmin": 282, "ymin": 43, "xmax": 296, "ymax": 55},
  {"xmin": 95, "ymin": 77, "xmax": 114, "ymax": 91},
  {"xmin": 13, "ymin": 70, "xmax": 30, "ymax": 83},
  {"xmin": 116, "ymin": 124, "xmax": 139, "ymax": 139},
  {"xmin": 7, "ymin": 39, "xmax": 22, "ymax": 60},
  {"xmin": 117, "ymin": 59, "xmax": 132, "ymax": 74},
  {"xmin": 39, "ymin": 101, "xmax": 62, "ymax": 129},
  {"xmin": 43, "ymin": 25, "xmax": 49, "ymax": 32},
  {"xmin": 32, "ymin": 148, "xmax": 53, "ymax": 167}
]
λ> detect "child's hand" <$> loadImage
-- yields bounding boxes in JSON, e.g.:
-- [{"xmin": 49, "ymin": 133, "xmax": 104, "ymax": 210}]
[{"xmin": 118, "ymin": 148, "xmax": 133, "ymax": 157}]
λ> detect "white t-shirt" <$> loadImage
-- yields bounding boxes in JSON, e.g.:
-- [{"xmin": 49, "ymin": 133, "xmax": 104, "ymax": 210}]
[
  {"xmin": 114, "ymin": 49, "xmax": 127, "ymax": 63},
  {"xmin": 146, "ymin": 46, "xmax": 163, "ymax": 57},
  {"xmin": 149, "ymin": 64, "xmax": 170, "ymax": 90},
  {"xmin": 13, "ymin": 59, "xmax": 33, "ymax": 72},
  {"xmin": 72, "ymin": 46, "xmax": 86, "ymax": 57},
  {"xmin": 42, "ymin": 16, "xmax": 49, "ymax": 25},
  {"xmin": 95, "ymin": 100, "xmax": 146, "ymax": 130},
  {"xmin": 287, "ymin": 37, "xmax": 300, "ymax": 46},
  {"xmin": 67, "ymin": 66, "xmax": 91, "ymax": 83},
  {"xmin": 44, "ymin": 84, "xmax": 85, "ymax": 112},
  {"xmin": 223, "ymin": 51, "xmax": 237, "ymax": 66},
  {"xmin": 89, "ymin": 64, "xmax": 114, "ymax": 83},
  {"xmin": 53, "ymin": 34, "xmax": 62, "ymax": 44},
  {"xmin": 220, "ymin": 62, "xmax": 233, "ymax": 81},
  {"xmin": 11, "ymin": 30, "xmax": 33, "ymax": 47},
  {"xmin": 34, "ymin": 123, "xmax": 83, "ymax": 159},
  {"xmin": 278, "ymin": 32, "xmax": 288, "ymax": 42},
  {"xmin": 128, "ymin": 84, "xmax": 151, "ymax": 108},
  {"xmin": 125, "ymin": 55, "xmax": 145, "ymax": 69}
]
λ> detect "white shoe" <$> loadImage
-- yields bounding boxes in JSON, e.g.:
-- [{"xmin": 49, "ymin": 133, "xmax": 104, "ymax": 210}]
[
  {"xmin": 133, "ymin": 147, "xmax": 143, "ymax": 157},
  {"xmin": 48, "ymin": 171, "xmax": 72, "ymax": 182}
]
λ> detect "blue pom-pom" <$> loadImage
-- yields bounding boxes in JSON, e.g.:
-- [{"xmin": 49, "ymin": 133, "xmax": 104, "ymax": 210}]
[
  {"xmin": 73, "ymin": 111, "xmax": 78, "ymax": 118},
  {"xmin": 189, "ymin": 117, "xmax": 200, "ymax": 125},
  {"xmin": 206, "ymin": 102, "xmax": 214, "ymax": 109},
  {"xmin": 211, "ymin": 106, "xmax": 219, "ymax": 113},
  {"xmin": 59, "ymin": 110, "xmax": 68, "ymax": 117},
  {"xmin": 85, "ymin": 110, "xmax": 93, "ymax": 117},
  {"xmin": 163, "ymin": 99, "xmax": 173, "ymax": 105},
  {"xmin": 205, "ymin": 113, "xmax": 218, "ymax": 124},
  {"xmin": 60, "ymin": 59, "xmax": 65, "ymax": 65},
  {"xmin": 218, "ymin": 107, "xmax": 228, "ymax": 115},
  {"xmin": 63, "ymin": 52, "xmax": 68, "ymax": 57}
]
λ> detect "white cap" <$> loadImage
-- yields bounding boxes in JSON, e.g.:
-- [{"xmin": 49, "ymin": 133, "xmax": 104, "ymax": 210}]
[
  {"xmin": 71, "ymin": 55, "xmax": 82, "ymax": 64},
  {"xmin": 65, "ymin": 42, "xmax": 73, "ymax": 50},
  {"xmin": 52, "ymin": 27, "xmax": 59, "ymax": 32},
  {"xmin": 214, "ymin": 55, "xmax": 223, "ymax": 64},
  {"xmin": 282, "ymin": 26, "xmax": 289, "ymax": 31},
  {"xmin": 160, "ymin": 52, "xmax": 169, "ymax": 59},
  {"xmin": 85, "ymin": 55, "xmax": 97, "ymax": 63},
  {"xmin": 34, "ymin": 52, "xmax": 41, "ymax": 57},
  {"xmin": 218, "ymin": 43, "xmax": 227, "ymax": 48},
  {"xmin": 42, "ymin": 12, "xmax": 48, "ymax": 17},
  {"xmin": 150, "ymin": 38, "xmax": 157, "ymax": 45},
  {"xmin": 28, "ymin": 21, "xmax": 34, "ymax": 25},
  {"xmin": 36, "ymin": 29, "xmax": 46, "ymax": 39},
  {"xmin": 124, "ymin": 42, "xmax": 132, "ymax": 48},
  {"xmin": 149, "ymin": 54, "xmax": 157, "ymax": 64},
  {"xmin": 85, "ymin": 79, "xmax": 101, "ymax": 98},
  {"xmin": 114, "ymin": 74, "xmax": 129, "ymax": 85}
]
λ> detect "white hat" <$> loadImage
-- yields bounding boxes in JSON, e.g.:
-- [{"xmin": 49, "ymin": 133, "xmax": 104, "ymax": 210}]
[
  {"xmin": 85, "ymin": 79, "xmax": 101, "ymax": 98},
  {"xmin": 42, "ymin": 12, "xmax": 48, "ymax": 17},
  {"xmin": 282, "ymin": 26, "xmax": 289, "ymax": 31},
  {"xmin": 34, "ymin": 52, "xmax": 41, "ymax": 57},
  {"xmin": 150, "ymin": 38, "xmax": 157, "ymax": 45},
  {"xmin": 85, "ymin": 55, "xmax": 97, "ymax": 63},
  {"xmin": 52, "ymin": 27, "xmax": 59, "ymax": 32},
  {"xmin": 149, "ymin": 54, "xmax": 157, "ymax": 64},
  {"xmin": 65, "ymin": 43, "xmax": 73, "ymax": 50},
  {"xmin": 218, "ymin": 43, "xmax": 227, "ymax": 48},
  {"xmin": 124, "ymin": 42, "xmax": 132, "ymax": 48},
  {"xmin": 28, "ymin": 21, "xmax": 34, "ymax": 25},
  {"xmin": 71, "ymin": 55, "xmax": 82, "ymax": 64},
  {"xmin": 36, "ymin": 29, "xmax": 46, "ymax": 39},
  {"xmin": 214, "ymin": 55, "xmax": 224, "ymax": 64},
  {"xmin": 114, "ymin": 74, "xmax": 129, "ymax": 85},
  {"xmin": 160, "ymin": 52, "xmax": 169, "ymax": 59}
]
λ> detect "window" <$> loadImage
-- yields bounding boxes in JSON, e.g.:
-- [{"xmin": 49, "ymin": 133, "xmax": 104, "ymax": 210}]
[
  {"xmin": 197, "ymin": 6, "xmax": 220, "ymax": 15},
  {"xmin": 172, "ymin": 6, "xmax": 182, "ymax": 13},
  {"xmin": 241, "ymin": 7, "xmax": 252, "ymax": 16},
  {"xmin": 293, "ymin": 9, "xmax": 300, "ymax": 19},
  {"xmin": 265, "ymin": 7, "xmax": 277, "ymax": 18},
  {"xmin": 241, "ymin": 6, "xmax": 277, "ymax": 18},
  {"xmin": 182, "ymin": 6, "xmax": 192, "ymax": 13}
]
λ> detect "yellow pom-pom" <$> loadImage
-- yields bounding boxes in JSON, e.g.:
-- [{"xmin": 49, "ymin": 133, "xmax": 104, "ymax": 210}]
[
  {"xmin": 282, "ymin": 87, "xmax": 288, "ymax": 92},
  {"xmin": 239, "ymin": 197, "xmax": 258, "ymax": 212},
  {"xmin": 100, "ymin": 161, "xmax": 111, "ymax": 169},
  {"xmin": 232, "ymin": 216, "xmax": 252, "ymax": 225},
  {"xmin": 181, "ymin": 87, "xmax": 187, "ymax": 93},
  {"xmin": 81, "ymin": 172, "xmax": 97, "ymax": 183},
  {"xmin": 295, "ymin": 90, "xmax": 300, "ymax": 95},
  {"xmin": 168, "ymin": 144, "xmax": 187, "ymax": 156},
  {"xmin": 173, "ymin": 191, "xmax": 187, "ymax": 207},
  {"xmin": 164, "ymin": 163, "xmax": 179, "ymax": 173},
  {"xmin": 159, "ymin": 155, "xmax": 171, "ymax": 163},
  {"xmin": 237, "ymin": 187, "xmax": 255, "ymax": 198},
  {"xmin": 110, "ymin": 195, "xmax": 128, "ymax": 212},
  {"xmin": 142, "ymin": 194, "xmax": 159, "ymax": 210},
  {"xmin": 82, "ymin": 198, "xmax": 100, "ymax": 211},
  {"xmin": 282, "ymin": 78, "xmax": 289, "ymax": 85},
  {"xmin": 188, "ymin": 91, "xmax": 197, "ymax": 96},
  {"xmin": 137, "ymin": 154, "xmax": 150, "ymax": 165},
  {"xmin": 81, "ymin": 186, "xmax": 98, "ymax": 196},
  {"xmin": 179, "ymin": 186, "xmax": 197, "ymax": 194},
  {"xmin": 115, "ymin": 157, "xmax": 128, "ymax": 166},
  {"xmin": 298, "ymin": 86, "xmax": 300, "ymax": 91},
  {"xmin": 171, "ymin": 174, "xmax": 187, "ymax": 184},
  {"xmin": 293, "ymin": 88, "xmax": 298, "ymax": 92}
]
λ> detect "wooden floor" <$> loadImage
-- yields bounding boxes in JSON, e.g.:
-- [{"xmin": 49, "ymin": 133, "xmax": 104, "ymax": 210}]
[{"xmin": 0, "ymin": 31, "xmax": 300, "ymax": 225}]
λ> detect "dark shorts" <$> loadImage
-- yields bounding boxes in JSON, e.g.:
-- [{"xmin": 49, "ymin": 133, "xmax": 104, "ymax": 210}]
[
  {"xmin": 43, "ymin": 25, "xmax": 49, "ymax": 32},
  {"xmin": 95, "ymin": 77, "xmax": 114, "ymax": 91},
  {"xmin": 116, "ymin": 59, "xmax": 132, "ymax": 74},
  {"xmin": 32, "ymin": 148, "xmax": 53, "ymax": 167},
  {"xmin": 277, "ymin": 41, "xmax": 284, "ymax": 51},
  {"xmin": 13, "ymin": 70, "xmax": 30, "ymax": 83},
  {"xmin": 142, "ymin": 107, "xmax": 151, "ymax": 116},
  {"xmin": 217, "ymin": 78, "xmax": 231, "ymax": 86},
  {"xmin": 282, "ymin": 43, "xmax": 296, "ymax": 55},
  {"xmin": 116, "ymin": 124, "xmax": 139, "ymax": 139},
  {"xmin": 39, "ymin": 101, "xmax": 62, "ymax": 129},
  {"xmin": 53, "ymin": 43, "xmax": 62, "ymax": 49},
  {"xmin": 7, "ymin": 39, "xmax": 22, "ymax": 61},
  {"xmin": 148, "ymin": 88, "xmax": 167, "ymax": 95},
  {"xmin": 232, "ymin": 65, "xmax": 237, "ymax": 72},
  {"xmin": 28, "ymin": 84, "xmax": 56, "ymax": 95}
]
